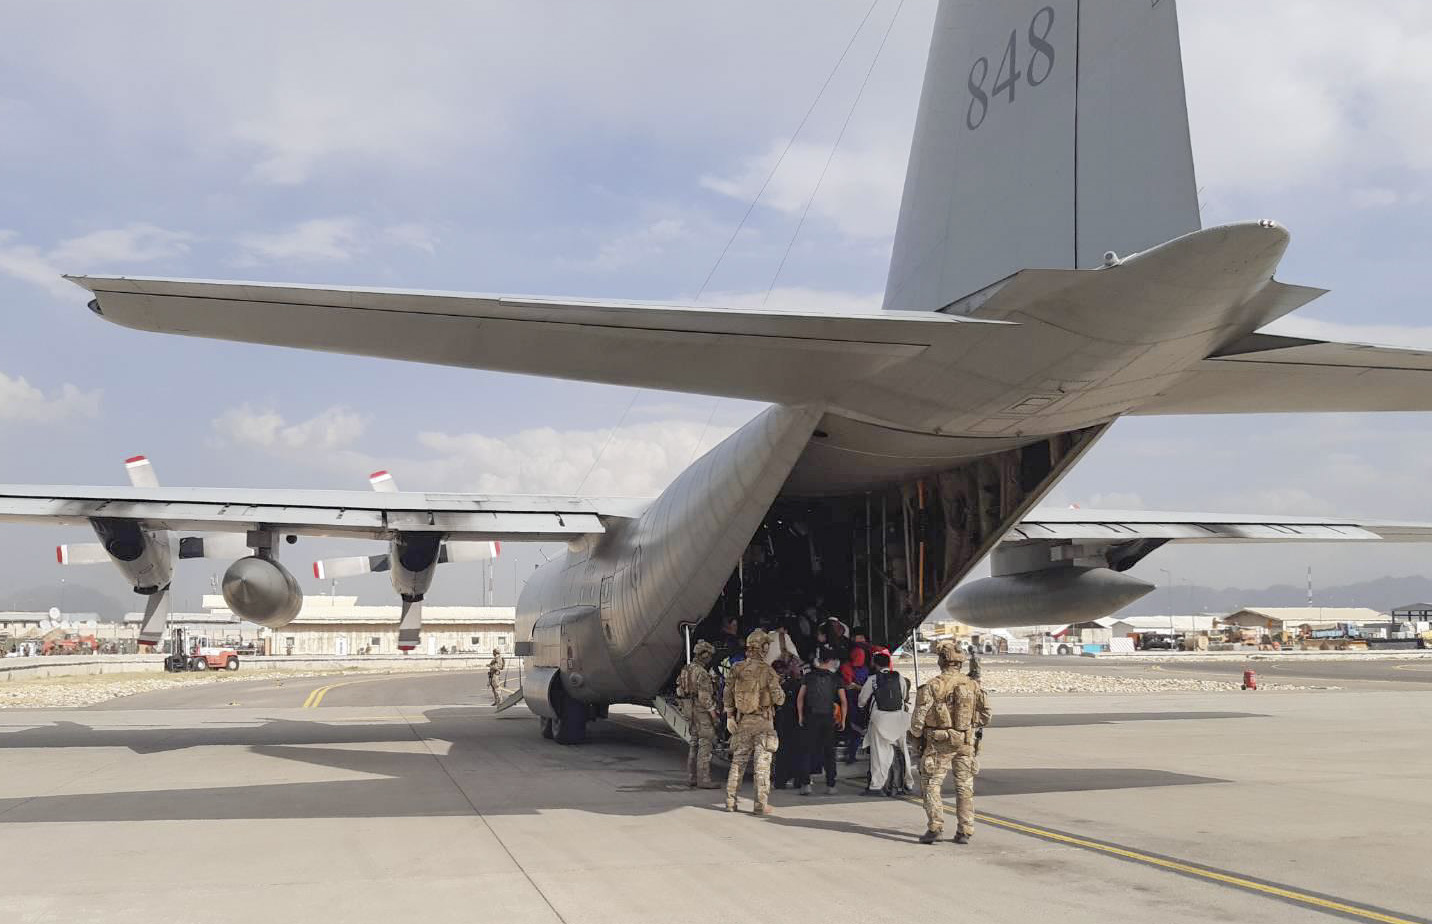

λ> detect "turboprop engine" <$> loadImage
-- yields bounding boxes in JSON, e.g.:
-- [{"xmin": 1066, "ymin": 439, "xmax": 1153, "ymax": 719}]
[
  {"xmin": 222, "ymin": 556, "xmax": 303, "ymax": 628},
  {"xmin": 944, "ymin": 566, "xmax": 1155, "ymax": 629}
]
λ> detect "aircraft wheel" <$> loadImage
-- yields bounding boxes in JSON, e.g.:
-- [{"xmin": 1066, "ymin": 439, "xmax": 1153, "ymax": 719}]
[
  {"xmin": 553, "ymin": 694, "xmax": 588, "ymax": 745},
  {"xmin": 540, "ymin": 717, "xmax": 554, "ymax": 739}
]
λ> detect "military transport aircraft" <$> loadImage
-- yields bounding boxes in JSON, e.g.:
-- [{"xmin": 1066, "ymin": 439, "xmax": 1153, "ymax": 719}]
[{"xmin": 5, "ymin": 0, "xmax": 1432, "ymax": 743}]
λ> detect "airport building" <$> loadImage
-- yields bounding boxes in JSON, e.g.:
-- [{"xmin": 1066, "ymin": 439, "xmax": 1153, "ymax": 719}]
[
  {"xmin": 200, "ymin": 595, "xmax": 516, "ymax": 656},
  {"xmin": 1218, "ymin": 607, "xmax": 1385, "ymax": 633}
]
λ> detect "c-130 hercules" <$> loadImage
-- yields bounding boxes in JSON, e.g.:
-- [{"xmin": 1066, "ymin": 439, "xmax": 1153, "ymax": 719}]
[{"xmin": 7, "ymin": 0, "xmax": 1432, "ymax": 743}]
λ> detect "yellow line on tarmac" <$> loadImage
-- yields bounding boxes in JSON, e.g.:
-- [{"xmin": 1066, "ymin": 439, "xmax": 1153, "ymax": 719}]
[
  {"xmin": 832, "ymin": 776, "xmax": 1424, "ymax": 924},
  {"xmin": 969, "ymin": 812, "xmax": 1423, "ymax": 924},
  {"xmin": 301, "ymin": 675, "xmax": 402, "ymax": 709}
]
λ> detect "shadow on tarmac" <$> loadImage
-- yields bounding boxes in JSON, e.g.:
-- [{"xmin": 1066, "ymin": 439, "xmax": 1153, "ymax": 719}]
[{"xmin": 0, "ymin": 707, "xmax": 1236, "ymax": 824}]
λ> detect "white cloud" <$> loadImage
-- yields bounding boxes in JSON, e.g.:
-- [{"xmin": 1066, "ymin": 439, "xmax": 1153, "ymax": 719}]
[
  {"xmin": 569, "ymin": 218, "xmax": 689, "ymax": 272},
  {"xmin": 210, "ymin": 402, "xmax": 749, "ymax": 498},
  {"xmin": 700, "ymin": 138, "xmax": 907, "ymax": 239},
  {"xmin": 213, "ymin": 405, "xmax": 368, "ymax": 453},
  {"xmin": 236, "ymin": 218, "xmax": 362, "ymax": 264},
  {"xmin": 1180, "ymin": 2, "xmax": 1432, "ymax": 196},
  {"xmin": 0, "ymin": 224, "xmax": 191, "ymax": 299},
  {"xmin": 48, "ymin": 223, "xmax": 192, "ymax": 267},
  {"xmin": 1263, "ymin": 316, "xmax": 1432, "ymax": 351},
  {"xmin": 0, "ymin": 371, "xmax": 100, "ymax": 423},
  {"xmin": 382, "ymin": 223, "xmax": 439, "ymax": 255}
]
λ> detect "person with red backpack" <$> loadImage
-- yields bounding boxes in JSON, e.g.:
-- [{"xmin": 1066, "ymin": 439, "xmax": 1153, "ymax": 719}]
[{"xmin": 857, "ymin": 651, "xmax": 913, "ymax": 796}]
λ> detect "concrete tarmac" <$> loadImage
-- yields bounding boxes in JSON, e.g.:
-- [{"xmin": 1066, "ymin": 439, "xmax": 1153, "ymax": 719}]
[
  {"xmin": 982, "ymin": 652, "xmax": 1432, "ymax": 689},
  {"xmin": 1, "ymin": 671, "xmax": 1428, "ymax": 924}
]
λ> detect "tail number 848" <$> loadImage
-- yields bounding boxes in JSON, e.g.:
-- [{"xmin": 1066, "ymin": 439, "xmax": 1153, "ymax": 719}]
[{"xmin": 967, "ymin": 6, "xmax": 1057, "ymax": 131}]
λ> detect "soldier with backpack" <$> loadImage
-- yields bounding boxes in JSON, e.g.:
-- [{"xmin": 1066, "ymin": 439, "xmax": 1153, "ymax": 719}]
[
  {"xmin": 677, "ymin": 640, "xmax": 721, "ymax": 789},
  {"xmin": 723, "ymin": 630, "xmax": 786, "ymax": 815},
  {"xmin": 857, "ymin": 651, "xmax": 913, "ymax": 796}
]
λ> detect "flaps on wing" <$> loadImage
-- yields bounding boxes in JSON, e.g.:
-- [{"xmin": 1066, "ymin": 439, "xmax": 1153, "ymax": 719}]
[
  {"xmin": 1135, "ymin": 334, "xmax": 1432, "ymax": 415},
  {"xmin": 68, "ymin": 276, "xmax": 1003, "ymax": 405},
  {"xmin": 1011, "ymin": 508, "xmax": 1432, "ymax": 544},
  {"xmin": 0, "ymin": 484, "xmax": 621, "ymax": 541}
]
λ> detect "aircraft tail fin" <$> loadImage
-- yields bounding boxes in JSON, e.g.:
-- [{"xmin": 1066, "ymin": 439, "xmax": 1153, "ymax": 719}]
[{"xmin": 884, "ymin": 0, "xmax": 1200, "ymax": 311}]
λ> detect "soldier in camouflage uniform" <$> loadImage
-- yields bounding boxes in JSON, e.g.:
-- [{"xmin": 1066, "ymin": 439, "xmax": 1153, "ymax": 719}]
[
  {"xmin": 677, "ymin": 640, "xmax": 721, "ymax": 788},
  {"xmin": 487, "ymin": 648, "xmax": 506, "ymax": 704},
  {"xmin": 909, "ymin": 640, "xmax": 990, "ymax": 844},
  {"xmin": 723, "ymin": 630, "xmax": 786, "ymax": 815}
]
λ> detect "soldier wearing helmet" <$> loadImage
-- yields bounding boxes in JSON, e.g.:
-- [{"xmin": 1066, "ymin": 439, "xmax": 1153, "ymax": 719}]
[
  {"xmin": 909, "ymin": 639, "xmax": 990, "ymax": 844},
  {"xmin": 722, "ymin": 629, "xmax": 786, "ymax": 814},
  {"xmin": 487, "ymin": 647, "xmax": 507, "ymax": 705},
  {"xmin": 677, "ymin": 639, "xmax": 721, "ymax": 788}
]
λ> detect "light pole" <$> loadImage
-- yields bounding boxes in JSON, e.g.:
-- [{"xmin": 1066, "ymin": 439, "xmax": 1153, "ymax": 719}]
[{"xmin": 1159, "ymin": 568, "xmax": 1174, "ymax": 636}]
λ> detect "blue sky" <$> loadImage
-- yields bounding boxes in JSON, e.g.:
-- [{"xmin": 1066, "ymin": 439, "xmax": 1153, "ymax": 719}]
[{"xmin": 4, "ymin": 0, "xmax": 1432, "ymax": 614}]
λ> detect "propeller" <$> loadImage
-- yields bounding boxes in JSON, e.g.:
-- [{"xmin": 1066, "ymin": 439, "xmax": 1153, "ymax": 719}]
[{"xmin": 310, "ymin": 468, "xmax": 504, "ymax": 652}]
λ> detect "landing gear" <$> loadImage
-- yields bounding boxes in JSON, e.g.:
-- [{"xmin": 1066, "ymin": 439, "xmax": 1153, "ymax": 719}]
[{"xmin": 553, "ymin": 692, "xmax": 588, "ymax": 745}]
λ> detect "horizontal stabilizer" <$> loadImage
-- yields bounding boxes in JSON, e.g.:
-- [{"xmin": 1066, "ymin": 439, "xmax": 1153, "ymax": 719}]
[
  {"xmin": 1136, "ymin": 335, "xmax": 1432, "ymax": 415},
  {"xmin": 68, "ymin": 276, "xmax": 1001, "ymax": 405}
]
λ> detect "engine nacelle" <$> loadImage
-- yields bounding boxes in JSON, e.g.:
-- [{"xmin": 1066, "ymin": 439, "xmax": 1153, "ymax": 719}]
[
  {"xmin": 388, "ymin": 532, "xmax": 442, "ymax": 600},
  {"xmin": 945, "ymin": 566, "xmax": 1155, "ymax": 629},
  {"xmin": 222, "ymin": 556, "xmax": 303, "ymax": 628},
  {"xmin": 89, "ymin": 517, "xmax": 173, "ymax": 593}
]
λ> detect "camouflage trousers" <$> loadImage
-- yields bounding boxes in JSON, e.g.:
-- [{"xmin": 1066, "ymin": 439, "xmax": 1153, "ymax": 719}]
[
  {"xmin": 488, "ymin": 674, "xmax": 502, "ymax": 703},
  {"xmin": 725, "ymin": 722, "xmax": 778, "ymax": 809},
  {"xmin": 687, "ymin": 711, "xmax": 716, "ymax": 786},
  {"xmin": 919, "ymin": 742, "xmax": 975, "ymax": 836}
]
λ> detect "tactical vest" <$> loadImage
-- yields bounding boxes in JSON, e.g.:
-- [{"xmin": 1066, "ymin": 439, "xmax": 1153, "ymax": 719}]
[
  {"xmin": 677, "ymin": 663, "xmax": 707, "ymax": 699},
  {"xmin": 731, "ymin": 660, "xmax": 771, "ymax": 716},
  {"xmin": 926, "ymin": 673, "xmax": 977, "ymax": 731}
]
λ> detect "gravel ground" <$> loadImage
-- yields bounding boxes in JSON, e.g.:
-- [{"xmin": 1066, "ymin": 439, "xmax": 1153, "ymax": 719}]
[
  {"xmin": 0, "ymin": 668, "xmax": 401, "ymax": 709},
  {"xmin": 978, "ymin": 667, "xmax": 1334, "ymax": 694}
]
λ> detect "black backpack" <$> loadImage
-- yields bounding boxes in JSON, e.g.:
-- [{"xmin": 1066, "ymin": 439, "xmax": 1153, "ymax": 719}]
[
  {"xmin": 874, "ymin": 670, "xmax": 904, "ymax": 712},
  {"xmin": 803, "ymin": 670, "xmax": 838, "ymax": 716}
]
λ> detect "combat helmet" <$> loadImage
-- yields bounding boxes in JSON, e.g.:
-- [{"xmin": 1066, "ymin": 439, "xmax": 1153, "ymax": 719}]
[
  {"xmin": 745, "ymin": 629, "xmax": 772, "ymax": 651},
  {"xmin": 692, "ymin": 639, "xmax": 716, "ymax": 661},
  {"xmin": 934, "ymin": 639, "xmax": 966, "ymax": 665}
]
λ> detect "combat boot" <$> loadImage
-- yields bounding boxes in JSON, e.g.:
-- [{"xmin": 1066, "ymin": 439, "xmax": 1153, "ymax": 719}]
[
  {"xmin": 918, "ymin": 830, "xmax": 940, "ymax": 845},
  {"xmin": 952, "ymin": 831, "xmax": 971, "ymax": 845},
  {"xmin": 754, "ymin": 803, "xmax": 774, "ymax": 816},
  {"xmin": 726, "ymin": 799, "xmax": 738, "ymax": 812}
]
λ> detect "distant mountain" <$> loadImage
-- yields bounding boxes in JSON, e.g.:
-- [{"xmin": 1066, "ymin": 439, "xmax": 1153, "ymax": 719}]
[
  {"xmin": 1115, "ymin": 574, "xmax": 1432, "ymax": 617},
  {"xmin": 0, "ymin": 585, "xmax": 132, "ymax": 621}
]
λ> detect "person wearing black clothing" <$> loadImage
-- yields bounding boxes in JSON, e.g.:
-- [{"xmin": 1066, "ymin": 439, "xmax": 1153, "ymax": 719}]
[
  {"xmin": 796, "ymin": 651, "xmax": 846, "ymax": 795},
  {"xmin": 770, "ymin": 660, "xmax": 805, "ymax": 790}
]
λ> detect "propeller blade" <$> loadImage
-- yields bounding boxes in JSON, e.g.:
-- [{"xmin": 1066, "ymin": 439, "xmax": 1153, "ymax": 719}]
[
  {"xmin": 369, "ymin": 470, "xmax": 398, "ymax": 493},
  {"xmin": 136, "ymin": 586, "xmax": 171, "ymax": 647},
  {"xmin": 397, "ymin": 597, "xmax": 423, "ymax": 651},
  {"xmin": 124, "ymin": 455, "xmax": 159, "ymax": 489},
  {"xmin": 56, "ymin": 543, "xmax": 110, "ymax": 565},
  {"xmin": 177, "ymin": 533, "xmax": 252, "ymax": 560},
  {"xmin": 439, "ymin": 540, "xmax": 501, "ymax": 563},
  {"xmin": 313, "ymin": 553, "xmax": 389, "ymax": 580}
]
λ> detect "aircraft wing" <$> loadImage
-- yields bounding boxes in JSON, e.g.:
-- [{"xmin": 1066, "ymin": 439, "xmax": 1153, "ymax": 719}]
[
  {"xmin": 69, "ymin": 275, "xmax": 1003, "ymax": 406},
  {"xmin": 0, "ymin": 484, "xmax": 650, "ymax": 541},
  {"xmin": 1010, "ymin": 507, "xmax": 1432, "ymax": 544},
  {"xmin": 1133, "ymin": 333, "xmax": 1432, "ymax": 415}
]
